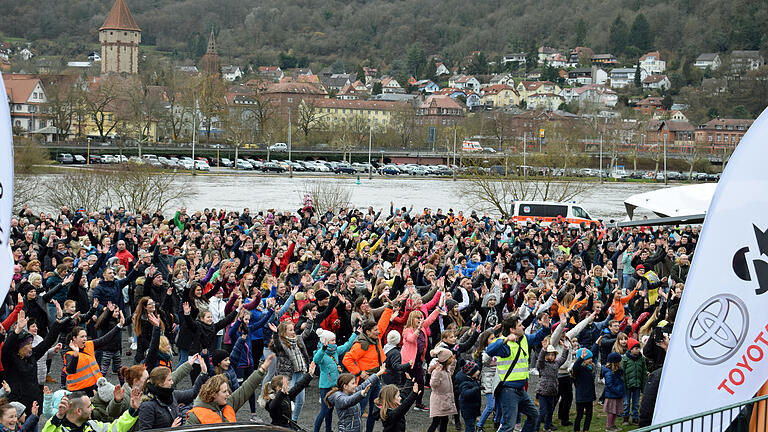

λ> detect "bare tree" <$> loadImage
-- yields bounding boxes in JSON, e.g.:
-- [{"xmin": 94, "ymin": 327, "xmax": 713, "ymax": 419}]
[
  {"xmin": 296, "ymin": 98, "xmax": 323, "ymax": 138},
  {"xmin": 488, "ymin": 110, "xmax": 513, "ymax": 152},
  {"xmin": 13, "ymin": 175, "xmax": 40, "ymax": 213},
  {"xmin": 301, "ymin": 180, "xmax": 352, "ymax": 213},
  {"xmin": 222, "ymin": 105, "xmax": 257, "ymax": 167},
  {"xmin": 43, "ymin": 170, "xmax": 111, "ymax": 211},
  {"xmin": 196, "ymin": 74, "xmax": 227, "ymax": 141},
  {"xmin": 41, "ymin": 74, "xmax": 82, "ymax": 141},
  {"xmin": 85, "ymin": 75, "xmax": 124, "ymax": 142},
  {"xmin": 250, "ymin": 91, "xmax": 276, "ymax": 144},
  {"xmin": 108, "ymin": 164, "xmax": 192, "ymax": 212},
  {"xmin": 390, "ymin": 103, "xmax": 417, "ymax": 149}
]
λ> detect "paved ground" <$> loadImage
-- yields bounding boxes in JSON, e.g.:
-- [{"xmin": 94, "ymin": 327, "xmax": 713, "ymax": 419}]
[{"xmin": 46, "ymin": 332, "xmax": 621, "ymax": 432}]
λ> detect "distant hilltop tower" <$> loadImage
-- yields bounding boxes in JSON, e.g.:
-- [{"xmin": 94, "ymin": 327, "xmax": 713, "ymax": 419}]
[
  {"xmin": 201, "ymin": 29, "xmax": 220, "ymax": 77},
  {"xmin": 99, "ymin": 0, "xmax": 141, "ymax": 74}
]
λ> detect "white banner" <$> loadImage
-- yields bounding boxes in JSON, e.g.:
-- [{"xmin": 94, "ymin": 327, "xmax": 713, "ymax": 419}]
[
  {"xmin": 654, "ymin": 108, "xmax": 768, "ymax": 429},
  {"xmin": 0, "ymin": 72, "xmax": 14, "ymax": 305}
]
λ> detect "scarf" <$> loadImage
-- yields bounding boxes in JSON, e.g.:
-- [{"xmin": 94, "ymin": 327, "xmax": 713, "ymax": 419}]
[
  {"xmin": 284, "ymin": 337, "xmax": 307, "ymax": 372},
  {"xmin": 325, "ymin": 343, "xmax": 337, "ymax": 357},
  {"xmin": 147, "ymin": 382, "xmax": 174, "ymax": 406}
]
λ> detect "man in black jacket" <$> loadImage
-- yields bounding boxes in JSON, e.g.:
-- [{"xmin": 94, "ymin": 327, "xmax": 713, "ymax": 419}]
[{"xmin": 638, "ymin": 332, "xmax": 668, "ymax": 427}]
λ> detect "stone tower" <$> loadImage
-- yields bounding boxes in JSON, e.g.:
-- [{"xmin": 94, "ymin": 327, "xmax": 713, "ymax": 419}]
[
  {"xmin": 99, "ymin": 0, "xmax": 141, "ymax": 74},
  {"xmin": 201, "ymin": 30, "xmax": 220, "ymax": 77}
]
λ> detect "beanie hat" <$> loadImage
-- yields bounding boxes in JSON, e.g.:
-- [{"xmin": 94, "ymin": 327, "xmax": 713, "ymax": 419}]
[
  {"xmin": 576, "ymin": 348, "xmax": 593, "ymax": 361},
  {"xmin": 607, "ymin": 352, "xmax": 622, "ymax": 364},
  {"xmin": 96, "ymin": 377, "xmax": 116, "ymax": 402},
  {"xmin": 432, "ymin": 348, "xmax": 453, "ymax": 363},
  {"xmin": 212, "ymin": 349, "xmax": 230, "ymax": 367},
  {"xmin": 17, "ymin": 331, "xmax": 34, "ymax": 350},
  {"xmin": 461, "ymin": 360, "xmax": 479, "ymax": 377},
  {"xmin": 627, "ymin": 338, "xmax": 640, "ymax": 351},
  {"xmin": 320, "ymin": 261, "xmax": 330, "ymax": 268},
  {"xmin": 387, "ymin": 330, "xmax": 401, "ymax": 346},
  {"xmin": 315, "ymin": 289, "xmax": 330, "ymax": 302},
  {"xmin": 446, "ymin": 299, "xmax": 459, "ymax": 311},
  {"xmin": 635, "ymin": 264, "xmax": 645, "ymax": 271},
  {"xmin": 9, "ymin": 402, "xmax": 25, "ymax": 418},
  {"xmin": 316, "ymin": 328, "xmax": 335, "ymax": 346},
  {"xmin": 43, "ymin": 390, "xmax": 69, "ymax": 419}
]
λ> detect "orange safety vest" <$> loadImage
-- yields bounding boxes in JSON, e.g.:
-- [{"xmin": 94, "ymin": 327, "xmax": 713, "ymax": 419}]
[
  {"xmin": 187, "ymin": 405, "xmax": 237, "ymax": 424},
  {"xmin": 158, "ymin": 357, "xmax": 173, "ymax": 369},
  {"xmin": 63, "ymin": 341, "xmax": 102, "ymax": 390}
]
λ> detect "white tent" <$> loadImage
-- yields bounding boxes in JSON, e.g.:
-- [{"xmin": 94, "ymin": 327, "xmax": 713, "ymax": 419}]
[{"xmin": 624, "ymin": 183, "xmax": 717, "ymax": 219}]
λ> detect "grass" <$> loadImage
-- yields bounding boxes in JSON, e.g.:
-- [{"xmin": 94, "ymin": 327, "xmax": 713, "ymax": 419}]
[{"xmin": 467, "ymin": 400, "xmax": 639, "ymax": 432}]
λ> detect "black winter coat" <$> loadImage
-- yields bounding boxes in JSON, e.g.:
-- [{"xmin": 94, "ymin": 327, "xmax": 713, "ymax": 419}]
[
  {"xmin": 265, "ymin": 373, "xmax": 312, "ymax": 427},
  {"xmin": 1, "ymin": 320, "xmax": 63, "ymax": 411},
  {"xmin": 382, "ymin": 347, "xmax": 410, "ymax": 386},
  {"xmin": 455, "ymin": 371, "xmax": 482, "ymax": 418}
]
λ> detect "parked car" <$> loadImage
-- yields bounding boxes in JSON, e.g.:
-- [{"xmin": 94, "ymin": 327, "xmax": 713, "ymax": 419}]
[
  {"xmin": 220, "ymin": 158, "xmax": 233, "ymax": 167},
  {"xmin": 381, "ymin": 164, "xmax": 400, "ymax": 175},
  {"xmin": 178, "ymin": 159, "xmax": 194, "ymax": 170},
  {"xmin": 407, "ymin": 165, "xmax": 428, "ymax": 176},
  {"xmin": 268, "ymin": 142, "xmax": 288, "ymax": 152},
  {"xmin": 235, "ymin": 159, "xmax": 252, "ymax": 170},
  {"xmin": 56, "ymin": 153, "xmax": 74, "ymax": 164},
  {"xmin": 334, "ymin": 163, "xmax": 356, "ymax": 174},
  {"xmin": 194, "ymin": 160, "xmax": 210, "ymax": 171},
  {"xmin": 101, "ymin": 155, "xmax": 117, "ymax": 164},
  {"xmin": 261, "ymin": 161, "xmax": 286, "ymax": 173},
  {"xmin": 89, "ymin": 155, "xmax": 102, "ymax": 164},
  {"xmin": 73, "ymin": 155, "xmax": 86, "ymax": 164}
]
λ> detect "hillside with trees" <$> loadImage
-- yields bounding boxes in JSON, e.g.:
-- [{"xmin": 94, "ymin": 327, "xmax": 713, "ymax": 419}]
[{"xmin": 1, "ymin": 0, "xmax": 765, "ymax": 70}]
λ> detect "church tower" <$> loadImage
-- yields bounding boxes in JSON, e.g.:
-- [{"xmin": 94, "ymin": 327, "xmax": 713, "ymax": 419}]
[
  {"xmin": 99, "ymin": 0, "xmax": 141, "ymax": 74},
  {"xmin": 201, "ymin": 30, "xmax": 220, "ymax": 77}
]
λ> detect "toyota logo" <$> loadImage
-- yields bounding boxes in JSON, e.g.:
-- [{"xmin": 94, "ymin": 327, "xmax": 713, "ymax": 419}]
[{"xmin": 686, "ymin": 294, "xmax": 749, "ymax": 365}]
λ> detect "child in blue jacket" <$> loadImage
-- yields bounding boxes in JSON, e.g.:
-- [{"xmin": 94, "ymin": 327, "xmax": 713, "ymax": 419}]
[
  {"xmin": 312, "ymin": 328, "xmax": 358, "ymax": 432},
  {"xmin": 572, "ymin": 348, "xmax": 597, "ymax": 432},
  {"xmin": 601, "ymin": 352, "xmax": 626, "ymax": 432}
]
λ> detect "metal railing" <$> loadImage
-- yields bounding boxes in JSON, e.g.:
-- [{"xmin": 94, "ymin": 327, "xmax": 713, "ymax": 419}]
[{"xmin": 634, "ymin": 395, "xmax": 768, "ymax": 432}]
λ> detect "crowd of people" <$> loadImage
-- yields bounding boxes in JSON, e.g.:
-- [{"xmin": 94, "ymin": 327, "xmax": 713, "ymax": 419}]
[{"xmin": 0, "ymin": 199, "xmax": 693, "ymax": 432}]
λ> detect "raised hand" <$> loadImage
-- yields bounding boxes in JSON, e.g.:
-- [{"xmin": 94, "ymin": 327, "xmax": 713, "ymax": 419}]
[
  {"xmin": 130, "ymin": 386, "xmax": 142, "ymax": 410},
  {"xmin": 113, "ymin": 384, "xmax": 125, "ymax": 402},
  {"xmin": 182, "ymin": 302, "xmax": 191, "ymax": 316},
  {"xmin": 31, "ymin": 401, "xmax": 39, "ymax": 416},
  {"xmin": 308, "ymin": 361, "xmax": 317, "ymax": 375},
  {"xmin": 56, "ymin": 395, "xmax": 70, "ymax": 419},
  {"xmin": 147, "ymin": 312, "xmax": 160, "ymax": 327}
]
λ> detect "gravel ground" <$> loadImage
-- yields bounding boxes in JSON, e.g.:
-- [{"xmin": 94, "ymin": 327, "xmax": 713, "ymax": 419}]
[{"xmin": 45, "ymin": 332, "xmax": 617, "ymax": 432}]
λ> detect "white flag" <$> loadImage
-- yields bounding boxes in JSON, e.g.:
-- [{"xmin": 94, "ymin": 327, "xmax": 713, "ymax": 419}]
[
  {"xmin": 654, "ymin": 108, "xmax": 768, "ymax": 429},
  {"xmin": 0, "ymin": 72, "xmax": 14, "ymax": 304}
]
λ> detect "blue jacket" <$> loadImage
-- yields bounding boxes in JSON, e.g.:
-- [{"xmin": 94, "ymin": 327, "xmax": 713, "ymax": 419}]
[
  {"xmin": 455, "ymin": 370, "xmax": 482, "ymax": 418},
  {"xmin": 577, "ymin": 313, "xmax": 614, "ymax": 349},
  {"xmin": 313, "ymin": 333, "xmax": 358, "ymax": 389},
  {"xmin": 572, "ymin": 357, "xmax": 597, "ymax": 403},
  {"xmin": 227, "ymin": 324, "xmax": 254, "ymax": 369},
  {"xmin": 248, "ymin": 294, "xmax": 294, "ymax": 341},
  {"xmin": 486, "ymin": 326, "xmax": 550, "ymax": 388},
  {"xmin": 601, "ymin": 366, "xmax": 626, "ymax": 399}
]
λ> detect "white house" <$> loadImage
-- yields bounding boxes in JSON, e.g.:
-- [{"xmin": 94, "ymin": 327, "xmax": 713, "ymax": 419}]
[
  {"xmin": 4, "ymin": 75, "xmax": 55, "ymax": 141},
  {"xmin": 609, "ymin": 67, "xmax": 648, "ymax": 88},
  {"xmin": 560, "ymin": 84, "xmax": 617, "ymax": 108},
  {"xmin": 642, "ymin": 74, "xmax": 670, "ymax": 90},
  {"xmin": 527, "ymin": 93, "xmax": 564, "ymax": 110},
  {"xmin": 19, "ymin": 48, "xmax": 34, "ymax": 61},
  {"xmin": 639, "ymin": 51, "xmax": 666, "ymax": 75},
  {"xmin": 380, "ymin": 76, "xmax": 404, "ymax": 93},
  {"xmin": 694, "ymin": 53, "xmax": 721, "ymax": 70},
  {"xmin": 222, "ymin": 65, "xmax": 243, "ymax": 81},
  {"xmin": 546, "ymin": 53, "xmax": 570, "ymax": 68},
  {"xmin": 449, "ymin": 74, "xmax": 480, "ymax": 91},
  {"xmin": 731, "ymin": 50, "xmax": 765, "ymax": 74},
  {"xmin": 503, "ymin": 52, "xmax": 526, "ymax": 66},
  {"xmin": 435, "ymin": 62, "xmax": 451, "ymax": 76}
]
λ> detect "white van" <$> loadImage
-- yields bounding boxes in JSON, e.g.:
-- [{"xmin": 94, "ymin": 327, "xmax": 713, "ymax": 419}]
[
  {"xmin": 269, "ymin": 142, "xmax": 288, "ymax": 151},
  {"xmin": 510, "ymin": 201, "xmax": 597, "ymax": 227},
  {"xmin": 462, "ymin": 140, "xmax": 483, "ymax": 152}
]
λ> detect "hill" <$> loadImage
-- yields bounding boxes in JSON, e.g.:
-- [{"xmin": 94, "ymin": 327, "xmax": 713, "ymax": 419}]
[{"xmin": 0, "ymin": 0, "xmax": 765, "ymax": 70}]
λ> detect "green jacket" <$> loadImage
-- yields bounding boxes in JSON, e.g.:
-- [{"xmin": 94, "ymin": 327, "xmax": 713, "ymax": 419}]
[
  {"xmin": 621, "ymin": 352, "xmax": 647, "ymax": 389},
  {"xmin": 186, "ymin": 367, "xmax": 266, "ymax": 424},
  {"xmin": 43, "ymin": 407, "xmax": 138, "ymax": 432}
]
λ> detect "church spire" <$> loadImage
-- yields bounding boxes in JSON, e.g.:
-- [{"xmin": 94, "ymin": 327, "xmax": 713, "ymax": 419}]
[{"xmin": 201, "ymin": 28, "xmax": 219, "ymax": 77}]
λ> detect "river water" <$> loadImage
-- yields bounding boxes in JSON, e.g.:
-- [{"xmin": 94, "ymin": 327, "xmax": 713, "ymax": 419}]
[
  {"xmin": 168, "ymin": 174, "xmax": 664, "ymax": 221},
  {"xmin": 27, "ymin": 172, "xmax": 668, "ymax": 221}
]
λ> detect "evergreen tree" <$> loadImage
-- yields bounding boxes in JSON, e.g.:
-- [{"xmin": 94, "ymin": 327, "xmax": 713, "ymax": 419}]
[
  {"xmin": 356, "ymin": 64, "xmax": 365, "ymax": 82},
  {"xmin": 372, "ymin": 81, "xmax": 382, "ymax": 95},
  {"xmin": 634, "ymin": 64, "xmax": 642, "ymax": 87},
  {"xmin": 574, "ymin": 19, "xmax": 589, "ymax": 46},
  {"xmin": 661, "ymin": 93, "xmax": 673, "ymax": 110},
  {"xmin": 406, "ymin": 44, "xmax": 425, "ymax": 78},
  {"xmin": 608, "ymin": 16, "xmax": 629, "ymax": 55},
  {"xmin": 630, "ymin": 14, "xmax": 654, "ymax": 51},
  {"xmin": 425, "ymin": 59, "xmax": 437, "ymax": 81},
  {"xmin": 525, "ymin": 42, "xmax": 538, "ymax": 71}
]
